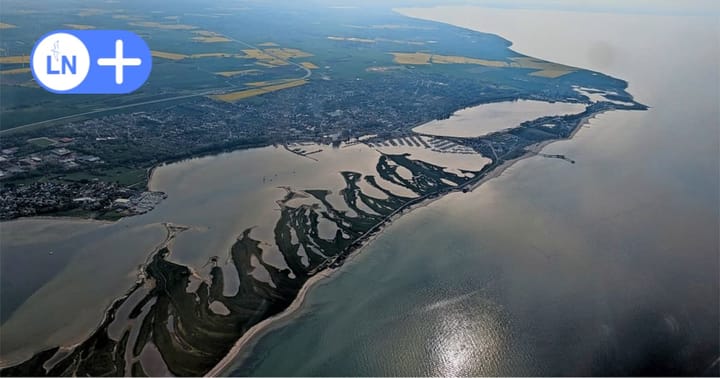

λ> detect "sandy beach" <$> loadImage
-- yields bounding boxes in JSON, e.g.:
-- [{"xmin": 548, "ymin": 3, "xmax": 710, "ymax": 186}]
[
  {"xmin": 204, "ymin": 107, "xmax": 609, "ymax": 376},
  {"xmin": 205, "ymin": 267, "xmax": 336, "ymax": 376}
]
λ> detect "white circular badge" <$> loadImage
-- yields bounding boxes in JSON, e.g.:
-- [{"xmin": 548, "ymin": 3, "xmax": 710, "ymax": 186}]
[{"xmin": 31, "ymin": 32, "xmax": 90, "ymax": 92}]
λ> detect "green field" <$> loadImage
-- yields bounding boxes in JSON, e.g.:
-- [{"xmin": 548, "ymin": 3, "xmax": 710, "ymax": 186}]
[
  {"xmin": 0, "ymin": 3, "xmax": 318, "ymax": 131},
  {"xmin": 59, "ymin": 167, "xmax": 147, "ymax": 187},
  {"xmin": 26, "ymin": 137, "xmax": 57, "ymax": 147},
  {"xmin": 0, "ymin": 0, "xmax": 611, "ymax": 132}
]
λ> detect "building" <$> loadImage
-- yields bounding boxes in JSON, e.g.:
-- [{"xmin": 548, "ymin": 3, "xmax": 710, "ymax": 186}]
[
  {"xmin": 72, "ymin": 197, "xmax": 96, "ymax": 203},
  {"xmin": 78, "ymin": 155, "xmax": 101, "ymax": 163},
  {"xmin": 114, "ymin": 198, "xmax": 130, "ymax": 207},
  {"xmin": 52, "ymin": 148, "xmax": 72, "ymax": 156}
]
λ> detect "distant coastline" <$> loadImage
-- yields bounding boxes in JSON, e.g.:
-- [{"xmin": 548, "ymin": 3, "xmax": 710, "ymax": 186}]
[
  {"xmin": 206, "ymin": 103, "xmax": 621, "ymax": 376},
  {"xmin": 0, "ymin": 4, "xmax": 649, "ymax": 375}
]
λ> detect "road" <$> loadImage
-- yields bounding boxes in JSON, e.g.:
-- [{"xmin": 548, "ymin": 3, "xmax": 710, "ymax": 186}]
[
  {"xmin": 0, "ymin": 89, "xmax": 225, "ymax": 136},
  {"xmin": 1, "ymin": 35, "xmax": 312, "ymax": 136}
]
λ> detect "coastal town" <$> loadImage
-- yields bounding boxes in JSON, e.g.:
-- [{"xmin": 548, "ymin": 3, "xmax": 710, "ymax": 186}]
[
  {"xmin": 0, "ymin": 135, "xmax": 167, "ymax": 219},
  {"xmin": 0, "ymin": 179, "xmax": 166, "ymax": 220},
  {"xmin": 0, "ymin": 70, "xmax": 597, "ymax": 221},
  {"xmin": 0, "ymin": 95, "xmax": 635, "ymax": 221}
]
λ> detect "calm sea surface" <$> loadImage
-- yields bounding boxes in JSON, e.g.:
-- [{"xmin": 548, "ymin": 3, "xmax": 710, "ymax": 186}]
[
  {"xmin": 0, "ymin": 141, "xmax": 488, "ymax": 365},
  {"xmin": 227, "ymin": 6, "xmax": 720, "ymax": 376}
]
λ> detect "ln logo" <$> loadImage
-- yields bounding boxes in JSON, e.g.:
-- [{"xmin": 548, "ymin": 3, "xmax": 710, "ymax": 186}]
[
  {"xmin": 48, "ymin": 40, "xmax": 78, "ymax": 75},
  {"xmin": 32, "ymin": 32, "xmax": 90, "ymax": 91},
  {"xmin": 31, "ymin": 30, "xmax": 152, "ymax": 94},
  {"xmin": 48, "ymin": 40, "xmax": 77, "ymax": 75}
]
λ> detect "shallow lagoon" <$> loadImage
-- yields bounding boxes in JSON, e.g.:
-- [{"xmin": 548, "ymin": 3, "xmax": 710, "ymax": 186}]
[
  {"xmin": 412, "ymin": 99, "xmax": 586, "ymax": 138},
  {"xmin": 0, "ymin": 141, "xmax": 490, "ymax": 366},
  {"xmin": 227, "ymin": 5, "xmax": 719, "ymax": 376},
  {"xmin": 1, "ymin": 3, "xmax": 717, "ymax": 374}
]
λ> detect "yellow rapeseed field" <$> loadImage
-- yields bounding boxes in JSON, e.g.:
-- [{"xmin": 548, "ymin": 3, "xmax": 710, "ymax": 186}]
[
  {"xmin": 388, "ymin": 52, "xmax": 575, "ymax": 78},
  {"xmin": 63, "ymin": 24, "xmax": 95, "ymax": 30},
  {"xmin": 389, "ymin": 52, "xmax": 432, "ymax": 65},
  {"xmin": 431, "ymin": 55, "xmax": 507, "ymax": 67},
  {"xmin": 151, "ymin": 51, "xmax": 188, "ymax": 60},
  {"xmin": 191, "ymin": 30, "xmax": 231, "ymax": 43},
  {"xmin": 264, "ymin": 48, "xmax": 313, "ymax": 60},
  {"xmin": 0, "ymin": 67, "xmax": 31, "ymax": 75},
  {"xmin": 0, "ymin": 56, "xmax": 29, "ymax": 64},
  {"xmin": 210, "ymin": 80, "xmax": 307, "ymax": 102},
  {"xmin": 510, "ymin": 57, "xmax": 576, "ymax": 77},
  {"xmin": 192, "ymin": 36, "xmax": 232, "ymax": 43}
]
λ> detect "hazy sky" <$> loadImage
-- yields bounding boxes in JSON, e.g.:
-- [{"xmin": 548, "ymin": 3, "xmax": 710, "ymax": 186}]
[
  {"xmin": 454, "ymin": 0, "xmax": 719, "ymax": 14},
  {"xmin": 319, "ymin": 0, "xmax": 719, "ymax": 16}
]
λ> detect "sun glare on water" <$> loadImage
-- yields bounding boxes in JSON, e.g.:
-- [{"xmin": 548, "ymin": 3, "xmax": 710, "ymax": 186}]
[{"xmin": 426, "ymin": 293, "xmax": 506, "ymax": 376}]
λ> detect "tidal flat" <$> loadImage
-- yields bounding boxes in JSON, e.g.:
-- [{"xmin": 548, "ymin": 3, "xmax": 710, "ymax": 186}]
[
  {"xmin": 1, "ymin": 143, "xmax": 493, "ymax": 375},
  {"xmin": 224, "ymin": 5, "xmax": 719, "ymax": 376},
  {"xmin": 0, "ymin": 3, "xmax": 651, "ymax": 375},
  {"xmin": 2, "ymin": 88, "xmax": 647, "ymax": 374}
]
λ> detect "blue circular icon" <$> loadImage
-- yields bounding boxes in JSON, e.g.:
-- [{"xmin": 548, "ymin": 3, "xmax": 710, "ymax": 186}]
[{"xmin": 30, "ymin": 30, "xmax": 152, "ymax": 94}]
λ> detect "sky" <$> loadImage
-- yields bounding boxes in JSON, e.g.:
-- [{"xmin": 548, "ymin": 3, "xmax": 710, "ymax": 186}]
[
  {"xmin": 464, "ymin": 0, "xmax": 719, "ymax": 15},
  {"xmin": 316, "ymin": 0, "xmax": 720, "ymax": 16}
]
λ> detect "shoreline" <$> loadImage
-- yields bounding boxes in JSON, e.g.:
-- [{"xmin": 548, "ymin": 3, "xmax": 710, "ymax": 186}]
[
  {"xmin": 465, "ymin": 109, "xmax": 610, "ymax": 191},
  {"xmin": 0, "ymin": 105, "xmax": 615, "ymax": 373},
  {"xmin": 411, "ymin": 99, "xmax": 587, "ymax": 139},
  {"xmin": 0, "ymin": 222, "xmax": 182, "ymax": 369},
  {"xmin": 0, "ymin": 105, "xmax": 607, "ymax": 225},
  {"xmin": 207, "ymin": 190, "xmax": 450, "ymax": 377},
  {"xmin": 0, "ymin": 104, "xmax": 613, "ymax": 374},
  {"xmin": 205, "ymin": 267, "xmax": 336, "ymax": 376},
  {"xmin": 205, "ymin": 107, "xmax": 611, "ymax": 376},
  {"xmin": 0, "ymin": 215, "xmax": 114, "ymax": 225},
  {"xmin": 206, "ymin": 180, "xmax": 458, "ymax": 376}
]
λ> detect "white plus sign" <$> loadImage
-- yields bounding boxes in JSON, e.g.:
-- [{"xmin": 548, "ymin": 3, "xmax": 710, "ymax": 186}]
[{"xmin": 97, "ymin": 39, "xmax": 142, "ymax": 85}]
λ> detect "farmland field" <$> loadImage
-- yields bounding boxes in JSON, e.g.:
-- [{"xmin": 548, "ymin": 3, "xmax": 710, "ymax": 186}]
[
  {"xmin": 1, "ymin": 0, "xmax": 603, "ymax": 132},
  {"xmin": 0, "ymin": 1, "xmax": 663, "ymax": 377}
]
